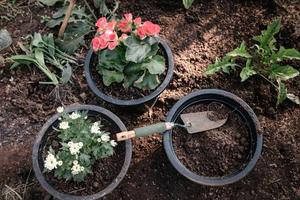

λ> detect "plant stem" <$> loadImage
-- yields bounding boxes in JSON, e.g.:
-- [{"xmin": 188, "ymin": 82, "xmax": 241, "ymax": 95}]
[
  {"xmin": 257, "ymin": 73, "xmax": 278, "ymax": 89},
  {"xmin": 58, "ymin": 0, "xmax": 76, "ymax": 38}
]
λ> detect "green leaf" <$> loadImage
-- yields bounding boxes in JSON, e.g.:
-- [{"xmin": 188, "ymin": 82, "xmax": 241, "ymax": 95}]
[
  {"xmin": 39, "ymin": 0, "xmax": 63, "ymax": 6},
  {"xmin": 123, "ymin": 72, "xmax": 141, "ymax": 88},
  {"xmin": 100, "ymin": 69, "xmax": 124, "ymax": 86},
  {"xmin": 205, "ymin": 57, "xmax": 237, "ymax": 75},
  {"xmin": 144, "ymin": 55, "xmax": 165, "ymax": 75},
  {"xmin": 32, "ymin": 33, "xmax": 44, "ymax": 47},
  {"xmin": 183, "ymin": 0, "xmax": 195, "ymax": 9},
  {"xmin": 287, "ymin": 93, "xmax": 300, "ymax": 105},
  {"xmin": 227, "ymin": 42, "xmax": 252, "ymax": 59},
  {"xmin": 240, "ymin": 60, "xmax": 257, "ymax": 82},
  {"xmin": 253, "ymin": 19, "xmax": 281, "ymax": 51},
  {"xmin": 124, "ymin": 36, "xmax": 152, "ymax": 63},
  {"xmin": 56, "ymin": 21, "xmax": 91, "ymax": 54},
  {"xmin": 134, "ymin": 71, "xmax": 160, "ymax": 90},
  {"xmin": 268, "ymin": 64, "xmax": 299, "ymax": 81},
  {"xmin": 273, "ymin": 46, "xmax": 300, "ymax": 62},
  {"xmin": 0, "ymin": 29, "xmax": 12, "ymax": 50},
  {"xmin": 98, "ymin": 47, "xmax": 127, "ymax": 72},
  {"xmin": 60, "ymin": 64, "xmax": 72, "ymax": 85},
  {"xmin": 277, "ymin": 80, "xmax": 287, "ymax": 106},
  {"xmin": 93, "ymin": 0, "xmax": 110, "ymax": 16}
]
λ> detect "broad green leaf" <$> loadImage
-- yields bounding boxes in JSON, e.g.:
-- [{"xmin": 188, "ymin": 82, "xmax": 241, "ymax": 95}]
[
  {"xmin": 287, "ymin": 93, "xmax": 300, "ymax": 105},
  {"xmin": 227, "ymin": 42, "xmax": 252, "ymax": 59},
  {"xmin": 272, "ymin": 46, "xmax": 300, "ymax": 62},
  {"xmin": 32, "ymin": 33, "xmax": 44, "ymax": 47},
  {"xmin": 183, "ymin": 0, "xmax": 195, "ymax": 9},
  {"xmin": 144, "ymin": 37, "xmax": 159, "ymax": 46},
  {"xmin": 124, "ymin": 62, "xmax": 144, "ymax": 74},
  {"xmin": 124, "ymin": 36, "xmax": 152, "ymax": 63},
  {"xmin": 268, "ymin": 64, "xmax": 299, "ymax": 81},
  {"xmin": 277, "ymin": 80, "xmax": 287, "ymax": 106},
  {"xmin": 34, "ymin": 49, "xmax": 46, "ymax": 66},
  {"xmin": 43, "ymin": 34, "xmax": 56, "ymax": 57},
  {"xmin": 98, "ymin": 47, "xmax": 127, "ymax": 72},
  {"xmin": 10, "ymin": 55, "xmax": 59, "ymax": 85},
  {"xmin": 56, "ymin": 21, "xmax": 91, "ymax": 54},
  {"xmin": 147, "ymin": 43, "xmax": 159, "ymax": 58},
  {"xmin": 39, "ymin": 0, "xmax": 63, "ymax": 6},
  {"xmin": 253, "ymin": 19, "xmax": 281, "ymax": 51},
  {"xmin": 100, "ymin": 69, "xmax": 124, "ymax": 86},
  {"xmin": 123, "ymin": 72, "xmax": 141, "ymax": 88},
  {"xmin": 144, "ymin": 55, "xmax": 165, "ymax": 74},
  {"xmin": 205, "ymin": 57, "xmax": 237, "ymax": 75},
  {"xmin": 134, "ymin": 71, "xmax": 160, "ymax": 90},
  {"xmin": 0, "ymin": 29, "xmax": 12, "ymax": 50},
  {"xmin": 240, "ymin": 60, "xmax": 257, "ymax": 82}
]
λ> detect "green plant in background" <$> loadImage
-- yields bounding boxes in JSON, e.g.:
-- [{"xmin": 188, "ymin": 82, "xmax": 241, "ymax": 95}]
[
  {"xmin": 183, "ymin": 0, "xmax": 195, "ymax": 9},
  {"xmin": 44, "ymin": 107, "xmax": 117, "ymax": 182},
  {"xmin": 42, "ymin": 5, "xmax": 94, "ymax": 54},
  {"xmin": 205, "ymin": 19, "xmax": 300, "ymax": 106},
  {"xmin": 9, "ymin": 33, "xmax": 77, "ymax": 85}
]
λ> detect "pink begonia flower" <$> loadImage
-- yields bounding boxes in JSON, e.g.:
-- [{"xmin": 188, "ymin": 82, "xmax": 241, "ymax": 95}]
[
  {"xmin": 119, "ymin": 33, "xmax": 129, "ymax": 41},
  {"xmin": 133, "ymin": 17, "xmax": 142, "ymax": 26},
  {"xmin": 95, "ymin": 17, "xmax": 107, "ymax": 32},
  {"xmin": 92, "ymin": 36, "xmax": 108, "ymax": 51},
  {"xmin": 136, "ymin": 21, "xmax": 160, "ymax": 39}
]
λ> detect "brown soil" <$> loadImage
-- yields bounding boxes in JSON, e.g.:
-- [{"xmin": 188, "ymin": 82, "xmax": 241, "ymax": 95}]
[
  {"xmin": 172, "ymin": 103, "xmax": 250, "ymax": 177},
  {"xmin": 1, "ymin": 0, "xmax": 300, "ymax": 200},
  {"xmin": 43, "ymin": 117, "xmax": 126, "ymax": 196},
  {"xmin": 90, "ymin": 48, "xmax": 167, "ymax": 100}
]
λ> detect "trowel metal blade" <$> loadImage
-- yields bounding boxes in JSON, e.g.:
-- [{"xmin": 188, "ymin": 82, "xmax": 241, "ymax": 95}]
[{"xmin": 180, "ymin": 111, "xmax": 227, "ymax": 134}]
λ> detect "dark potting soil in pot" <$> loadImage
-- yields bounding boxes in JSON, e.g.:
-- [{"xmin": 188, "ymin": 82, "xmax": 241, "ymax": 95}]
[
  {"xmin": 90, "ymin": 49, "xmax": 167, "ymax": 100},
  {"xmin": 42, "ymin": 116, "xmax": 126, "ymax": 196},
  {"xmin": 172, "ymin": 102, "xmax": 251, "ymax": 177}
]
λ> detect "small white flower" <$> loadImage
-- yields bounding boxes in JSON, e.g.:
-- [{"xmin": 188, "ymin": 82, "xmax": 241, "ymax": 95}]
[
  {"xmin": 71, "ymin": 164, "xmax": 81, "ymax": 175},
  {"xmin": 59, "ymin": 121, "xmax": 69, "ymax": 130},
  {"xmin": 101, "ymin": 134, "xmax": 110, "ymax": 142},
  {"xmin": 97, "ymin": 138, "xmax": 102, "ymax": 143},
  {"xmin": 80, "ymin": 166, "xmax": 84, "ymax": 171},
  {"xmin": 56, "ymin": 106, "xmax": 64, "ymax": 113},
  {"xmin": 73, "ymin": 160, "xmax": 78, "ymax": 165},
  {"xmin": 91, "ymin": 122, "xmax": 101, "ymax": 134},
  {"xmin": 58, "ymin": 117, "xmax": 62, "ymax": 120},
  {"xmin": 84, "ymin": 116, "xmax": 88, "ymax": 119},
  {"xmin": 68, "ymin": 141, "xmax": 73, "ymax": 146},
  {"xmin": 44, "ymin": 153, "xmax": 58, "ymax": 171},
  {"xmin": 57, "ymin": 160, "xmax": 63, "ymax": 166},
  {"xmin": 110, "ymin": 140, "xmax": 117, "ymax": 147},
  {"xmin": 78, "ymin": 142, "xmax": 83, "ymax": 148},
  {"xmin": 69, "ymin": 112, "xmax": 81, "ymax": 120}
]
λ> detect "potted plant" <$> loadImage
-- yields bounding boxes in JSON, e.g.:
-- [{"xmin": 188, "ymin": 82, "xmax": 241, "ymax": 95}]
[
  {"xmin": 84, "ymin": 13, "xmax": 174, "ymax": 106},
  {"xmin": 32, "ymin": 105, "xmax": 132, "ymax": 200}
]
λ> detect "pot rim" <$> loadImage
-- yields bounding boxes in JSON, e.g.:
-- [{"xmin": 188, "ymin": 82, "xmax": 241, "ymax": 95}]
[
  {"xmin": 32, "ymin": 104, "xmax": 132, "ymax": 200},
  {"xmin": 163, "ymin": 89, "xmax": 263, "ymax": 186},
  {"xmin": 84, "ymin": 38, "xmax": 174, "ymax": 107}
]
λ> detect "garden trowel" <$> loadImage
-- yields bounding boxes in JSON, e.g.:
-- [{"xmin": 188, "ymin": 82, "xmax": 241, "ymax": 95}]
[{"xmin": 116, "ymin": 111, "xmax": 228, "ymax": 141}]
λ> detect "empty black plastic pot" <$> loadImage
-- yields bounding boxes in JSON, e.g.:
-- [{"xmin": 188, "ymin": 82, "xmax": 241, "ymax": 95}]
[
  {"xmin": 163, "ymin": 89, "xmax": 263, "ymax": 186},
  {"xmin": 84, "ymin": 38, "xmax": 174, "ymax": 107},
  {"xmin": 32, "ymin": 105, "xmax": 132, "ymax": 200}
]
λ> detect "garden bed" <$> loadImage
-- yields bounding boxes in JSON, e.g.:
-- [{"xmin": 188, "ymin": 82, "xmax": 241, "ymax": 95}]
[{"xmin": 1, "ymin": 0, "xmax": 300, "ymax": 199}]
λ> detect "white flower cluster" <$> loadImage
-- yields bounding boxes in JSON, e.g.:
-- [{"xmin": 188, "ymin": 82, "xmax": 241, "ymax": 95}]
[
  {"xmin": 44, "ymin": 152, "xmax": 63, "ymax": 171},
  {"xmin": 69, "ymin": 112, "xmax": 81, "ymax": 120},
  {"xmin": 57, "ymin": 106, "xmax": 64, "ymax": 113},
  {"xmin": 91, "ymin": 122, "xmax": 102, "ymax": 134},
  {"xmin": 67, "ymin": 141, "xmax": 83, "ymax": 155},
  {"xmin": 71, "ymin": 160, "xmax": 85, "ymax": 175},
  {"xmin": 59, "ymin": 121, "xmax": 69, "ymax": 130}
]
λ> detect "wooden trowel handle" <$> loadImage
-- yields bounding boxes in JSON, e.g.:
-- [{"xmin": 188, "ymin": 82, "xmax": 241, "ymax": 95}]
[{"xmin": 116, "ymin": 122, "xmax": 174, "ymax": 141}]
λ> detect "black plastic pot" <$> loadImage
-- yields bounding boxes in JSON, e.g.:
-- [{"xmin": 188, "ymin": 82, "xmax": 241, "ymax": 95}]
[
  {"xmin": 163, "ymin": 89, "xmax": 263, "ymax": 186},
  {"xmin": 84, "ymin": 38, "xmax": 174, "ymax": 107},
  {"xmin": 32, "ymin": 105, "xmax": 132, "ymax": 200}
]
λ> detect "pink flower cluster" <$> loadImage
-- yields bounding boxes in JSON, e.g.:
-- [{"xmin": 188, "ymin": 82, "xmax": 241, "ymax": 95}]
[{"xmin": 92, "ymin": 13, "xmax": 161, "ymax": 52}]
